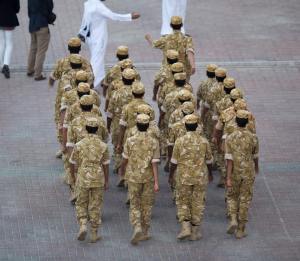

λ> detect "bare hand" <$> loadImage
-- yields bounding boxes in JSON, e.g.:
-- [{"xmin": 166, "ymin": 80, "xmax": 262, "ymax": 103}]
[
  {"xmin": 154, "ymin": 183, "xmax": 159, "ymax": 192},
  {"xmin": 131, "ymin": 12, "xmax": 140, "ymax": 20},
  {"xmin": 191, "ymin": 66, "xmax": 196, "ymax": 75},
  {"xmin": 145, "ymin": 34, "xmax": 151, "ymax": 41},
  {"xmin": 226, "ymin": 178, "xmax": 232, "ymax": 188}
]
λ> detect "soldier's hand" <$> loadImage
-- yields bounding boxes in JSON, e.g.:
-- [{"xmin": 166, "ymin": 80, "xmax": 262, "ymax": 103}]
[
  {"xmin": 212, "ymin": 137, "xmax": 217, "ymax": 145},
  {"xmin": 154, "ymin": 183, "xmax": 159, "ymax": 193},
  {"xmin": 145, "ymin": 34, "xmax": 152, "ymax": 41},
  {"xmin": 116, "ymin": 144, "xmax": 123, "ymax": 153},
  {"xmin": 131, "ymin": 12, "xmax": 140, "ymax": 20},
  {"xmin": 152, "ymin": 95, "xmax": 157, "ymax": 101},
  {"xmin": 48, "ymin": 77, "xmax": 55, "ymax": 87},
  {"xmin": 226, "ymin": 178, "xmax": 232, "ymax": 188},
  {"xmin": 191, "ymin": 66, "xmax": 196, "ymax": 75}
]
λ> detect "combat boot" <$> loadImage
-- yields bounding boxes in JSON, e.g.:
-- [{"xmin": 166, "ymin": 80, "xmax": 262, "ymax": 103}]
[
  {"xmin": 227, "ymin": 214, "xmax": 238, "ymax": 234},
  {"xmin": 235, "ymin": 223, "xmax": 247, "ymax": 239},
  {"xmin": 90, "ymin": 228, "xmax": 101, "ymax": 243},
  {"xmin": 77, "ymin": 221, "xmax": 87, "ymax": 241},
  {"xmin": 131, "ymin": 224, "xmax": 143, "ymax": 245},
  {"xmin": 177, "ymin": 221, "xmax": 191, "ymax": 240},
  {"xmin": 139, "ymin": 226, "xmax": 151, "ymax": 241},
  {"xmin": 189, "ymin": 225, "xmax": 202, "ymax": 241}
]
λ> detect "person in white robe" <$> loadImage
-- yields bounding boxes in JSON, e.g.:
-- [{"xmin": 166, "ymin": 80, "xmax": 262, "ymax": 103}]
[
  {"xmin": 79, "ymin": 0, "xmax": 140, "ymax": 90},
  {"xmin": 161, "ymin": 0, "xmax": 187, "ymax": 35}
]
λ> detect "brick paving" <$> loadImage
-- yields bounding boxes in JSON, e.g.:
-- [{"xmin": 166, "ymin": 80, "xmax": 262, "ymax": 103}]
[{"xmin": 1, "ymin": 0, "xmax": 300, "ymax": 260}]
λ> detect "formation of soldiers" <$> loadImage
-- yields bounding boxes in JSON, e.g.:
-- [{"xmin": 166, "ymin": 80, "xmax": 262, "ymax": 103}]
[{"xmin": 49, "ymin": 16, "xmax": 259, "ymax": 245}]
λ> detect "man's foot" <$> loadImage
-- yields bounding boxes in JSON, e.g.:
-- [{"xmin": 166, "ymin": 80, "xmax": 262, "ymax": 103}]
[
  {"xmin": 235, "ymin": 224, "xmax": 247, "ymax": 239},
  {"xmin": 2, "ymin": 65, "xmax": 10, "ymax": 79},
  {"xmin": 131, "ymin": 225, "xmax": 143, "ymax": 245},
  {"xmin": 139, "ymin": 227, "xmax": 151, "ymax": 241},
  {"xmin": 34, "ymin": 75, "xmax": 47, "ymax": 81},
  {"xmin": 77, "ymin": 224, "xmax": 87, "ymax": 241},
  {"xmin": 27, "ymin": 72, "xmax": 34, "ymax": 77},
  {"xmin": 177, "ymin": 221, "xmax": 191, "ymax": 240},
  {"xmin": 89, "ymin": 228, "xmax": 101, "ymax": 243},
  {"xmin": 227, "ymin": 216, "xmax": 238, "ymax": 234},
  {"xmin": 189, "ymin": 225, "xmax": 202, "ymax": 241}
]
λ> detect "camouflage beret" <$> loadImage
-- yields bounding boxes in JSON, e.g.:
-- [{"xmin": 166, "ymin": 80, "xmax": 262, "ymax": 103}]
[
  {"xmin": 132, "ymin": 81, "xmax": 145, "ymax": 95},
  {"xmin": 230, "ymin": 88, "xmax": 243, "ymax": 100},
  {"xmin": 69, "ymin": 54, "xmax": 82, "ymax": 64},
  {"xmin": 215, "ymin": 67, "xmax": 227, "ymax": 77},
  {"xmin": 184, "ymin": 114, "xmax": 198, "ymax": 124},
  {"xmin": 236, "ymin": 110, "xmax": 249, "ymax": 119},
  {"xmin": 117, "ymin": 45, "xmax": 129, "ymax": 56},
  {"xmin": 234, "ymin": 98, "xmax": 247, "ymax": 111},
  {"xmin": 171, "ymin": 62, "xmax": 184, "ymax": 73},
  {"xmin": 166, "ymin": 49, "xmax": 179, "ymax": 60},
  {"xmin": 174, "ymin": 72, "xmax": 187, "ymax": 81},
  {"xmin": 206, "ymin": 64, "xmax": 218, "ymax": 73},
  {"xmin": 178, "ymin": 89, "xmax": 192, "ymax": 101},
  {"xmin": 182, "ymin": 101, "xmax": 195, "ymax": 114},
  {"xmin": 76, "ymin": 70, "xmax": 88, "ymax": 81},
  {"xmin": 68, "ymin": 37, "xmax": 81, "ymax": 47},
  {"xmin": 122, "ymin": 68, "xmax": 136, "ymax": 80},
  {"xmin": 136, "ymin": 114, "xmax": 150, "ymax": 124},
  {"xmin": 80, "ymin": 94, "xmax": 94, "ymax": 106},
  {"xmin": 77, "ymin": 82, "xmax": 90, "ymax": 92},
  {"xmin": 120, "ymin": 58, "xmax": 133, "ymax": 69},
  {"xmin": 224, "ymin": 77, "xmax": 236, "ymax": 89},
  {"xmin": 85, "ymin": 117, "xmax": 99, "ymax": 128},
  {"xmin": 171, "ymin": 16, "xmax": 183, "ymax": 25}
]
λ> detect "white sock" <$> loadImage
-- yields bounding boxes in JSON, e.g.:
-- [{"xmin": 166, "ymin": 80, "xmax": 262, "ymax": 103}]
[{"xmin": 3, "ymin": 30, "xmax": 13, "ymax": 66}]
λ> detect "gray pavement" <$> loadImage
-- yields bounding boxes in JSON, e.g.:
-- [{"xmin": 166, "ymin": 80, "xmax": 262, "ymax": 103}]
[{"xmin": 1, "ymin": 0, "xmax": 300, "ymax": 260}]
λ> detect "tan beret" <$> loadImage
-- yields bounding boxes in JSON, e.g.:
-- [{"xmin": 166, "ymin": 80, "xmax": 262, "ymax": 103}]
[
  {"xmin": 234, "ymin": 98, "xmax": 247, "ymax": 111},
  {"xmin": 174, "ymin": 72, "xmax": 187, "ymax": 81},
  {"xmin": 76, "ymin": 70, "xmax": 88, "ymax": 81},
  {"xmin": 117, "ymin": 45, "xmax": 129, "ymax": 56},
  {"xmin": 77, "ymin": 82, "xmax": 90, "ymax": 92},
  {"xmin": 230, "ymin": 88, "xmax": 243, "ymax": 100},
  {"xmin": 224, "ymin": 77, "xmax": 236, "ymax": 89},
  {"xmin": 85, "ymin": 117, "xmax": 99, "ymax": 127},
  {"xmin": 132, "ymin": 81, "xmax": 145, "ymax": 95},
  {"xmin": 171, "ymin": 62, "xmax": 184, "ymax": 73},
  {"xmin": 137, "ymin": 104, "xmax": 153, "ymax": 115},
  {"xmin": 171, "ymin": 16, "xmax": 183, "ymax": 25},
  {"xmin": 215, "ymin": 67, "xmax": 227, "ymax": 77},
  {"xmin": 122, "ymin": 68, "xmax": 136, "ymax": 80},
  {"xmin": 178, "ymin": 89, "xmax": 192, "ymax": 101},
  {"xmin": 136, "ymin": 114, "xmax": 150, "ymax": 124},
  {"xmin": 69, "ymin": 54, "xmax": 82, "ymax": 64},
  {"xmin": 68, "ymin": 37, "xmax": 81, "ymax": 47},
  {"xmin": 166, "ymin": 49, "xmax": 179, "ymax": 60},
  {"xmin": 120, "ymin": 58, "xmax": 133, "ymax": 69},
  {"xmin": 80, "ymin": 95, "xmax": 94, "ymax": 106},
  {"xmin": 206, "ymin": 64, "xmax": 218, "ymax": 73},
  {"xmin": 184, "ymin": 114, "xmax": 198, "ymax": 124},
  {"xmin": 236, "ymin": 110, "xmax": 249, "ymax": 119},
  {"xmin": 182, "ymin": 101, "xmax": 195, "ymax": 114}
]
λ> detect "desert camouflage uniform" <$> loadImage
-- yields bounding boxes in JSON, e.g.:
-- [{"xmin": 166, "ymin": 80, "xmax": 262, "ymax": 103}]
[
  {"xmin": 123, "ymin": 132, "xmax": 160, "ymax": 231},
  {"xmin": 126, "ymin": 121, "xmax": 160, "ymax": 142},
  {"xmin": 70, "ymin": 134, "xmax": 110, "ymax": 228},
  {"xmin": 168, "ymin": 106, "xmax": 198, "ymax": 128},
  {"xmin": 225, "ymin": 128, "xmax": 259, "ymax": 226},
  {"xmin": 171, "ymin": 132, "xmax": 213, "ymax": 225}
]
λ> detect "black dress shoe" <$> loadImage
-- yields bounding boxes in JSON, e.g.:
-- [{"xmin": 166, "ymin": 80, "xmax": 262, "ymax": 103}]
[
  {"xmin": 2, "ymin": 65, "xmax": 10, "ymax": 79},
  {"xmin": 27, "ymin": 72, "xmax": 34, "ymax": 77},
  {"xmin": 34, "ymin": 75, "xmax": 47, "ymax": 81}
]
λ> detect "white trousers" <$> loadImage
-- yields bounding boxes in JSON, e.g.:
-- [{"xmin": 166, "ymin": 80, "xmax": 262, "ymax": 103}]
[{"xmin": 0, "ymin": 30, "xmax": 13, "ymax": 66}]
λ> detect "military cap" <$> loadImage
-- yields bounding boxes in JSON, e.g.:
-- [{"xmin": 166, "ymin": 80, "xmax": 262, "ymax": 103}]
[
  {"xmin": 234, "ymin": 98, "xmax": 247, "ymax": 111},
  {"xmin": 68, "ymin": 37, "xmax": 81, "ymax": 47},
  {"xmin": 136, "ymin": 114, "xmax": 150, "ymax": 124},
  {"xmin": 184, "ymin": 114, "xmax": 198, "ymax": 124},
  {"xmin": 77, "ymin": 82, "xmax": 90, "ymax": 92},
  {"xmin": 215, "ymin": 67, "xmax": 227, "ymax": 77},
  {"xmin": 206, "ymin": 64, "xmax": 218, "ymax": 73},
  {"xmin": 85, "ymin": 117, "xmax": 99, "ymax": 127},
  {"xmin": 171, "ymin": 16, "xmax": 183, "ymax": 25},
  {"xmin": 120, "ymin": 58, "xmax": 133, "ymax": 69},
  {"xmin": 236, "ymin": 110, "xmax": 249, "ymax": 119},
  {"xmin": 230, "ymin": 88, "xmax": 243, "ymax": 100},
  {"xmin": 171, "ymin": 62, "xmax": 184, "ymax": 73},
  {"xmin": 174, "ymin": 72, "xmax": 187, "ymax": 81},
  {"xmin": 122, "ymin": 68, "xmax": 136, "ymax": 80},
  {"xmin": 76, "ymin": 70, "xmax": 88, "ymax": 81},
  {"xmin": 137, "ymin": 104, "xmax": 152, "ymax": 115},
  {"xmin": 132, "ymin": 81, "xmax": 145, "ymax": 95},
  {"xmin": 69, "ymin": 54, "xmax": 82, "ymax": 64},
  {"xmin": 80, "ymin": 95, "xmax": 94, "ymax": 106},
  {"xmin": 178, "ymin": 89, "xmax": 192, "ymax": 101},
  {"xmin": 166, "ymin": 49, "xmax": 179, "ymax": 60},
  {"xmin": 117, "ymin": 45, "xmax": 129, "ymax": 56},
  {"xmin": 182, "ymin": 101, "xmax": 195, "ymax": 114},
  {"xmin": 224, "ymin": 77, "xmax": 236, "ymax": 89}
]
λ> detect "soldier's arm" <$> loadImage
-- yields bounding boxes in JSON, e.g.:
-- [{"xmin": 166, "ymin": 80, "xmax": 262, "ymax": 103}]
[
  {"xmin": 253, "ymin": 135, "xmax": 259, "ymax": 174},
  {"xmin": 152, "ymin": 142, "xmax": 160, "ymax": 192},
  {"xmin": 118, "ymin": 108, "xmax": 128, "ymax": 150},
  {"xmin": 102, "ymin": 147, "xmax": 110, "ymax": 190},
  {"xmin": 187, "ymin": 51, "xmax": 196, "ymax": 75},
  {"xmin": 49, "ymin": 59, "xmax": 63, "ymax": 86},
  {"xmin": 205, "ymin": 140, "xmax": 214, "ymax": 182},
  {"xmin": 169, "ymin": 141, "xmax": 179, "ymax": 185},
  {"xmin": 69, "ymin": 146, "xmax": 79, "ymax": 185},
  {"xmin": 224, "ymin": 138, "xmax": 233, "ymax": 187}
]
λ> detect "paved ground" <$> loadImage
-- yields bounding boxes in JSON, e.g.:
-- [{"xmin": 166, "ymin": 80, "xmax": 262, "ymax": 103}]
[{"xmin": 1, "ymin": 0, "xmax": 300, "ymax": 260}]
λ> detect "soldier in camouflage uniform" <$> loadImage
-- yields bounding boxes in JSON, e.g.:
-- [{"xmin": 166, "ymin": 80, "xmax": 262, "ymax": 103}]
[
  {"xmin": 69, "ymin": 117, "xmax": 110, "ymax": 243},
  {"xmin": 145, "ymin": 16, "xmax": 195, "ymax": 79},
  {"xmin": 107, "ymin": 68, "xmax": 136, "ymax": 173},
  {"xmin": 225, "ymin": 110, "xmax": 259, "ymax": 239},
  {"xmin": 120, "ymin": 114, "xmax": 160, "ymax": 245},
  {"xmin": 169, "ymin": 114, "xmax": 213, "ymax": 241}
]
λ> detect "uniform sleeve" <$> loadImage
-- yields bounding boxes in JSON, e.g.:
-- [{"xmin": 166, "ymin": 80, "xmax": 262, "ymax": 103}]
[
  {"xmin": 185, "ymin": 36, "xmax": 194, "ymax": 53},
  {"xmin": 122, "ymin": 140, "xmax": 130, "ymax": 159},
  {"xmin": 119, "ymin": 106, "xmax": 128, "ymax": 127},
  {"xmin": 171, "ymin": 140, "xmax": 180, "ymax": 164},
  {"xmin": 205, "ymin": 140, "xmax": 213, "ymax": 164},
  {"xmin": 225, "ymin": 136, "xmax": 233, "ymax": 160},
  {"xmin": 168, "ymin": 125, "xmax": 176, "ymax": 146},
  {"xmin": 153, "ymin": 37, "xmax": 166, "ymax": 49},
  {"xmin": 102, "ymin": 146, "xmax": 110, "ymax": 165},
  {"xmin": 152, "ymin": 140, "xmax": 160, "ymax": 163},
  {"xmin": 253, "ymin": 135, "xmax": 259, "ymax": 159},
  {"xmin": 69, "ymin": 145, "xmax": 79, "ymax": 165},
  {"xmin": 99, "ymin": 124, "xmax": 109, "ymax": 143},
  {"xmin": 107, "ymin": 94, "xmax": 116, "ymax": 118},
  {"xmin": 67, "ymin": 125, "xmax": 75, "ymax": 147},
  {"xmin": 215, "ymin": 119, "xmax": 224, "ymax": 131},
  {"xmin": 63, "ymin": 108, "xmax": 72, "ymax": 128},
  {"xmin": 99, "ymin": 4, "xmax": 132, "ymax": 21}
]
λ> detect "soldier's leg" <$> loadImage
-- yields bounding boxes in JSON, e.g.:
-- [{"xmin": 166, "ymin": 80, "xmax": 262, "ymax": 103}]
[
  {"xmin": 88, "ymin": 187, "xmax": 104, "ymax": 243},
  {"xmin": 75, "ymin": 186, "xmax": 89, "ymax": 241}
]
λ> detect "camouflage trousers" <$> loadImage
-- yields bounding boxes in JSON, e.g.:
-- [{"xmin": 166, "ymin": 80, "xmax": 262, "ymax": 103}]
[
  {"xmin": 215, "ymin": 151, "xmax": 226, "ymax": 180},
  {"xmin": 227, "ymin": 175, "xmax": 255, "ymax": 224},
  {"xmin": 76, "ymin": 186, "xmax": 104, "ymax": 228},
  {"xmin": 128, "ymin": 181, "xmax": 155, "ymax": 229},
  {"xmin": 111, "ymin": 117, "xmax": 122, "ymax": 171},
  {"xmin": 203, "ymin": 110, "xmax": 214, "ymax": 140},
  {"xmin": 176, "ymin": 182, "xmax": 207, "ymax": 225}
]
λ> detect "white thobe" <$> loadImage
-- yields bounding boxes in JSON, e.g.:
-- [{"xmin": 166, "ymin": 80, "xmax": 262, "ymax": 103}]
[
  {"xmin": 79, "ymin": 0, "xmax": 132, "ymax": 88},
  {"xmin": 161, "ymin": 0, "xmax": 187, "ymax": 35}
]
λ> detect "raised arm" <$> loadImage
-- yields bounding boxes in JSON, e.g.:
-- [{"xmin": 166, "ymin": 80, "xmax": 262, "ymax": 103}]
[{"xmin": 99, "ymin": 4, "xmax": 139, "ymax": 21}]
